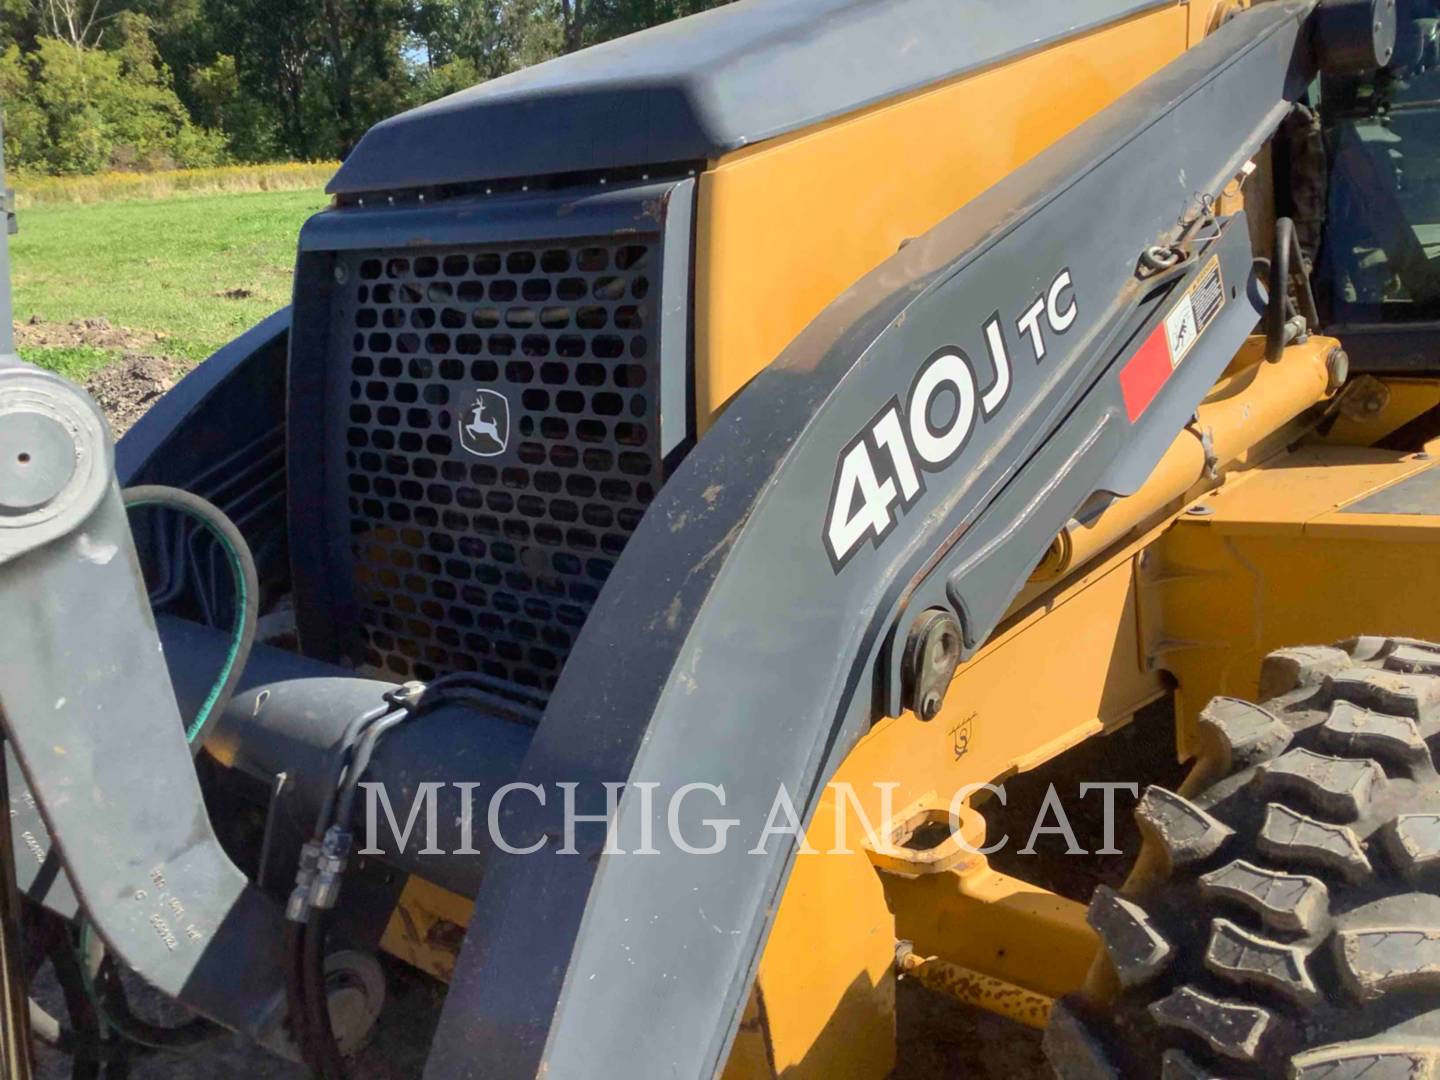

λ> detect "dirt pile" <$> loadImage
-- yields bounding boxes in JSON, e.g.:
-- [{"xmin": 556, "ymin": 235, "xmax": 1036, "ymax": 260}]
[
  {"xmin": 13, "ymin": 317, "xmax": 190, "ymax": 436},
  {"xmin": 15, "ymin": 315, "xmax": 165, "ymax": 354},
  {"xmin": 84, "ymin": 352, "xmax": 190, "ymax": 435}
]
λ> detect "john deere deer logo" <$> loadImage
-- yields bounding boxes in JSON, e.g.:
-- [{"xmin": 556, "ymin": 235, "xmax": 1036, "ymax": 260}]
[{"xmin": 459, "ymin": 389, "xmax": 510, "ymax": 457}]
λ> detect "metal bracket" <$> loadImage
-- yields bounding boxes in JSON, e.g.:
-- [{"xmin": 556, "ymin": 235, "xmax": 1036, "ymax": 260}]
[
  {"xmin": 1186, "ymin": 414, "xmax": 1220, "ymax": 480},
  {"xmin": 901, "ymin": 610, "xmax": 963, "ymax": 720},
  {"xmin": 0, "ymin": 368, "xmax": 287, "ymax": 1039},
  {"xmin": 2, "ymin": 189, "xmax": 13, "ymax": 237}
]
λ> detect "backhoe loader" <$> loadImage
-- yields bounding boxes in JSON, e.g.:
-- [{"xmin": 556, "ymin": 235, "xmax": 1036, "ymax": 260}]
[{"xmin": 4, "ymin": 0, "xmax": 1440, "ymax": 1075}]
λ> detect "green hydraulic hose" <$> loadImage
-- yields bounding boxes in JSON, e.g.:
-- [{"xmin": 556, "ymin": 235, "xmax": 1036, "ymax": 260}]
[{"xmin": 121, "ymin": 485, "xmax": 259, "ymax": 749}]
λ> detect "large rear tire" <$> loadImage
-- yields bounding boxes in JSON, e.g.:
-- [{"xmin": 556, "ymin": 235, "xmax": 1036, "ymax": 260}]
[{"xmin": 1044, "ymin": 636, "xmax": 1440, "ymax": 1078}]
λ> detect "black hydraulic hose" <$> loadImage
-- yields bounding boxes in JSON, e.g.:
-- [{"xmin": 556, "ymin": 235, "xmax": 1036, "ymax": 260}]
[
  {"xmin": 90, "ymin": 959, "xmax": 220, "ymax": 1051},
  {"xmin": 303, "ymin": 913, "xmax": 344, "ymax": 1080},
  {"xmin": 295, "ymin": 681, "xmax": 507, "ymax": 1079},
  {"xmin": 330, "ymin": 684, "xmax": 504, "ymax": 831},
  {"xmin": 330, "ymin": 682, "xmax": 507, "ymax": 829},
  {"xmin": 1265, "ymin": 217, "xmax": 1321, "ymax": 361},
  {"xmin": 297, "ymin": 686, "xmax": 478, "ymax": 1078},
  {"xmin": 26, "ymin": 1000, "xmax": 128, "ymax": 1063},
  {"xmin": 332, "ymin": 710, "xmax": 413, "ymax": 828},
  {"xmin": 47, "ymin": 931, "xmax": 104, "ymax": 1080},
  {"xmin": 121, "ymin": 485, "xmax": 259, "ymax": 753},
  {"xmin": 285, "ymin": 921, "xmax": 319, "ymax": 1076},
  {"xmin": 289, "ymin": 700, "xmax": 401, "ymax": 1080},
  {"xmin": 312, "ymin": 703, "xmax": 395, "ymax": 841}
]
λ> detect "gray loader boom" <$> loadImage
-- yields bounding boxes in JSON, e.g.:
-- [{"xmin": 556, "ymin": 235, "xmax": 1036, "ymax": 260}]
[{"xmin": 0, "ymin": 1, "xmax": 1406, "ymax": 1075}]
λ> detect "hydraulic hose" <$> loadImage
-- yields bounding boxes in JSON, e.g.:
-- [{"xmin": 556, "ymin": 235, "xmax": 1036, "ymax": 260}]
[
  {"xmin": 1264, "ymin": 216, "xmax": 1320, "ymax": 361},
  {"xmin": 48, "ymin": 928, "xmax": 106, "ymax": 1080},
  {"xmin": 26, "ymin": 1000, "xmax": 127, "ymax": 1064},
  {"xmin": 289, "ymin": 680, "xmax": 494, "ymax": 1078},
  {"xmin": 312, "ymin": 703, "xmax": 395, "ymax": 842},
  {"xmin": 303, "ymin": 912, "xmax": 344, "ymax": 1080},
  {"xmin": 71, "ymin": 919, "xmax": 224, "ymax": 1055},
  {"xmin": 288, "ymin": 701, "xmax": 400, "ymax": 1080},
  {"xmin": 284, "ymin": 922, "xmax": 318, "ymax": 1075},
  {"xmin": 121, "ymin": 485, "xmax": 259, "ymax": 752},
  {"xmin": 90, "ymin": 958, "xmax": 219, "ymax": 1051},
  {"xmin": 332, "ymin": 710, "xmax": 413, "ymax": 828}
]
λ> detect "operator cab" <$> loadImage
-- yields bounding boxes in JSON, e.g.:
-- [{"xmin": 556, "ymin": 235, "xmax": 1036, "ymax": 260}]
[{"xmin": 1319, "ymin": 3, "xmax": 1440, "ymax": 351}]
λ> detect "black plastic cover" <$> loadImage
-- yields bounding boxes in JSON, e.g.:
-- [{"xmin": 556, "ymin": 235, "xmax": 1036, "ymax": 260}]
[{"xmin": 328, "ymin": 0, "xmax": 1171, "ymax": 194}]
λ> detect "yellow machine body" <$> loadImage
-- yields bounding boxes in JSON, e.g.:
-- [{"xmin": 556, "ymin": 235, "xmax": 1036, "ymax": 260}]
[{"xmin": 372, "ymin": 2, "xmax": 1440, "ymax": 1075}]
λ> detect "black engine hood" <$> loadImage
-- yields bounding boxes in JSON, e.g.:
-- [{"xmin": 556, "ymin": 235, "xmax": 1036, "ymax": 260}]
[{"xmin": 328, "ymin": 0, "xmax": 1169, "ymax": 195}]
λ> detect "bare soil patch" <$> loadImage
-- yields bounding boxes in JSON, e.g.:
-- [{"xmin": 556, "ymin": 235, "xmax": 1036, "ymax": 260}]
[
  {"xmin": 82, "ymin": 352, "xmax": 190, "ymax": 435},
  {"xmin": 16, "ymin": 315, "xmax": 164, "ymax": 354},
  {"xmin": 15, "ymin": 317, "xmax": 191, "ymax": 436}
]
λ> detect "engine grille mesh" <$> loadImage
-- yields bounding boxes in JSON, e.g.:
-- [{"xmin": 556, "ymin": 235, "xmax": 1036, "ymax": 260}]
[{"xmin": 337, "ymin": 238, "xmax": 661, "ymax": 701}]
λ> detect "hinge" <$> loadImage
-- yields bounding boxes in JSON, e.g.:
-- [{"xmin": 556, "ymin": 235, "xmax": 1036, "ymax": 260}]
[{"xmin": 3, "ymin": 188, "xmax": 15, "ymax": 235}]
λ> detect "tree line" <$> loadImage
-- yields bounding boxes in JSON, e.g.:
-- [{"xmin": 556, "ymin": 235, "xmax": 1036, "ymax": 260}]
[{"xmin": 0, "ymin": 0, "xmax": 730, "ymax": 174}]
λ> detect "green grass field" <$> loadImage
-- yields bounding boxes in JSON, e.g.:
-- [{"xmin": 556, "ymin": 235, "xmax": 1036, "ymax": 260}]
[{"xmin": 10, "ymin": 187, "xmax": 328, "ymax": 378}]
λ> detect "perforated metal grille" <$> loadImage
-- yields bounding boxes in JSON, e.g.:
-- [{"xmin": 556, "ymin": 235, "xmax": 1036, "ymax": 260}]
[{"xmin": 337, "ymin": 238, "xmax": 661, "ymax": 700}]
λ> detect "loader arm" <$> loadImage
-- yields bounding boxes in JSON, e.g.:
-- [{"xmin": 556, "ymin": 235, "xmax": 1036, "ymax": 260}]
[
  {"xmin": 426, "ymin": 4, "xmax": 1339, "ymax": 1074},
  {"xmin": 0, "ymin": 0, "xmax": 1406, "ymax": 1075}
]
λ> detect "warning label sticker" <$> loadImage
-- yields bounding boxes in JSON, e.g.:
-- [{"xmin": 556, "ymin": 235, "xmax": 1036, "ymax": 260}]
[
  {"xmin": 1119, "ymin": 254, "xmax": 1227, "ymax": 424},
  {"xmin": 1164, "ymin": 255, "xmax": 1224, "ymax": 368}
]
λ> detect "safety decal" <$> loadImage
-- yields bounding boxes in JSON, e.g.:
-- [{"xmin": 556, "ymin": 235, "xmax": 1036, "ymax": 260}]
[
  {"xmin": 1119, "ymin": 255, "xmax": 1224, "ymax": 423},
  {"xmin": 823, "ymin": 268, "xmax": 1078, "ymax": 573}
]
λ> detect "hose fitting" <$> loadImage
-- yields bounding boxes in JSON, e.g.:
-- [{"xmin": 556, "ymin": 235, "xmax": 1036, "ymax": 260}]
[
  {"xmin": 285, "ymin": 840, "xmax": 322, "ymax": 923},
  {"xmin": 309, "ymin": 827, "xmax": 353, "ymax": 912}
]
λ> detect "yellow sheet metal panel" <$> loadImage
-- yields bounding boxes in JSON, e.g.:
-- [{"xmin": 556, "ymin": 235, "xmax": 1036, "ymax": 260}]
[
  {"xmin": 719, "ymin": 989, "xmax": 777, "ymax": 1080},
  {"xmin": 692, "ymin": 5, "xmax": 1190, "ymax": 426},
  {"xmin": 749, "ymin": 777, "xmax": 899, "ymax": 1080},
  {"xmin": 378, "ymin": 875, "xmax": 474, "ymax": 983},
  {"xmin": 1318, "ymin": 377, "xmax": 1440, "ymax": 447},
  {"xmin": 1174, "ymin": 446, "xmax": 1434, "ymax": 533},
  {"xmin": 737, "ymin": 550, "xmax": 1161, "ymax": 1076},
  {"xmin": 887, "ymin": 864, "xmax": 1096, "ymax": 1002},
  {"xmin": 1145, "ymin": 447, "xmax": 1440, "ymax": 755},
  {"xmin": 902, "ymin": 553, "xmax": 1164, "ymax": 795}
]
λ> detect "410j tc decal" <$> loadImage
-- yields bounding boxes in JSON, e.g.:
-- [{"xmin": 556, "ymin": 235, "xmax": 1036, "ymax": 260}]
[{"xmin": 823, "ymin": 268, "xmax": 1078, "ymax": 572}]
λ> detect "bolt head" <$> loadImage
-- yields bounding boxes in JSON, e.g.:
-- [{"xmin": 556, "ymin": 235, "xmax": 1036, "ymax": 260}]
[{"xmin": 1325, "ymin": 347, "xmax": 1350, "ymax": 392}]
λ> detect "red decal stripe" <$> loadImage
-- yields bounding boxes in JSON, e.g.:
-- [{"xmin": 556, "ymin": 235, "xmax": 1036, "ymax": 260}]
[{"xmin": 1119, "ymin": 323, "xmax": 1172, "ymax": 422}]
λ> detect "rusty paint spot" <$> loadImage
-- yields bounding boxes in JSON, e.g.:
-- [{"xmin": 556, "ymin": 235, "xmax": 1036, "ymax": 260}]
[{"xmin": 909, "ymin": 958, "xmax": 1053, "ymax": 1029}]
